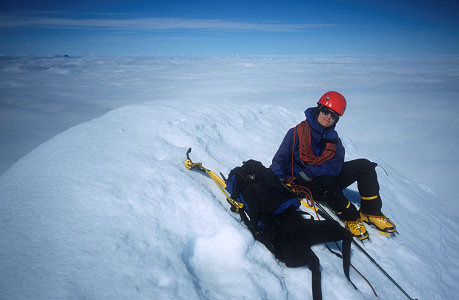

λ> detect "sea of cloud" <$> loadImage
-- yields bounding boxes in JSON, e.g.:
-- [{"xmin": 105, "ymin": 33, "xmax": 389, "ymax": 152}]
[{"xmin": 1, "ymin": 55, "xmax": 458, "ymax": 215}]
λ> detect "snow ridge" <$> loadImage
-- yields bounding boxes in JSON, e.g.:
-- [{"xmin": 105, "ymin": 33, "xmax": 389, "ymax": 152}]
[{"xmin": 1, "ymin": 100, "xmax": 458, "ymax": 299}]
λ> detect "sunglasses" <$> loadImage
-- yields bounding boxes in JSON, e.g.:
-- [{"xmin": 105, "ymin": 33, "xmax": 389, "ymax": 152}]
[{"xmin": 320, "ymin": 108, "xmax": 340, "ymax": 121}]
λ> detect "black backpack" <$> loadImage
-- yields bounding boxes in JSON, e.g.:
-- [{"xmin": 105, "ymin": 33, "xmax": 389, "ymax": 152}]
[
  {"xmin": 225, "ymin": 160, "xmax": 354, "ymax": 300},
  {"xmin": 226, "ymin": 160, "xmax": 300, "ymax": 234}
]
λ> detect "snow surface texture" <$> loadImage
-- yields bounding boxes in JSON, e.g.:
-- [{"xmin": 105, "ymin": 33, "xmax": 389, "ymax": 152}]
[{"xmin": 1, "ymin": 100, "xmax": 458, "ymax": 299}]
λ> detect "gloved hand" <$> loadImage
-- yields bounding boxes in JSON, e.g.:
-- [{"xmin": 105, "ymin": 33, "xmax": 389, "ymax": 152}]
[{"xmin": 294, "ymin": 171, "xmax": 312, "ymax": 186}]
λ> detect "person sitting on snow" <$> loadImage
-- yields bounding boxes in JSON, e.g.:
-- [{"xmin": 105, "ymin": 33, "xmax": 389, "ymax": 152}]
[{"xmin": 270, "ymin": 91, "xmax": 396, "ymax": 241}]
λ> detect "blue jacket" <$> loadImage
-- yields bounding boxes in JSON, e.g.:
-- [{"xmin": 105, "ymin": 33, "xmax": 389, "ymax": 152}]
[{"xmin": 270, "ymin": 107, "xmax": 345, "ymax": 179}]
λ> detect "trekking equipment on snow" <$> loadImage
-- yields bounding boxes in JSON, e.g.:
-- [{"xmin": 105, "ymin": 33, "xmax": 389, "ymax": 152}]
[
  {"xmin": 185, "ymin": 148, "xmax": 355, "ymax": 300},
  {"xmin": 225, "ymin": 159, "xmax": 302, "ymax": 234},
  {"xmin": 186, "ymin": 148, "xmax": 243, "ymax": 211},
  {"xmin": 185, "ymin": 148, "xmax": 416, "ymax": 300},
  {"xmin": 317, "ymin": 91, "xmax": 347, "ymax": 115}
]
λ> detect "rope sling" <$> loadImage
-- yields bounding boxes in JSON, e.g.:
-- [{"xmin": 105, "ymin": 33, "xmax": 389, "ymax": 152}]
[{"xmin": 296, "ymin": 120, "xmax": 336, "ymax": 166}]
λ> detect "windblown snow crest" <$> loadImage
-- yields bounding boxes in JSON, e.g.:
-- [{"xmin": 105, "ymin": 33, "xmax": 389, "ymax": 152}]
[{"xmin": 0, "ymin": 100, "xmax": 458, "ymax": 300}]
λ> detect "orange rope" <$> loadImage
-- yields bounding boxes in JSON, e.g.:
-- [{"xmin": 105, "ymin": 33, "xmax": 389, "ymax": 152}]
[{"xmin": 296, "ymin": 120, "xmax": 336, "ymax": 165}]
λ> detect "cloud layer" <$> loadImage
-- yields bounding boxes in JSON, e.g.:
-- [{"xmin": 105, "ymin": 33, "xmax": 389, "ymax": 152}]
[{"xmin": 0, "ymin": 13, "xmax": 333, "ymax": 32}]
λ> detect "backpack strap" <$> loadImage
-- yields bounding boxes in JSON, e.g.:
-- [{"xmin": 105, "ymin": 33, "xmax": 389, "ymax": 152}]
[
  {"xmin": 341, "ymin": 237, "xmax": 356, "ymax": 289},
  {"xmin": 322, "ymin": 237, "xmax": 356, "ymax": 290},
  {"xmin": 307, "ymin": 249, "xmax": 322, "ymax": 300}
]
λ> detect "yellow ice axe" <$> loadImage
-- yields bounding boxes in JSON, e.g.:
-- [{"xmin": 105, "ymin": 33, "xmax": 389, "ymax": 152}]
[{"xmin": 185, "ymin": 148, "xmax": 243, "ymax": 211}]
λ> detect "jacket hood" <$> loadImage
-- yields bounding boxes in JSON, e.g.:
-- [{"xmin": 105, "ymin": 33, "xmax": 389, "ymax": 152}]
[{"xmin": 304, "ymin": 107, "xmax": 339, "ymax": 140}]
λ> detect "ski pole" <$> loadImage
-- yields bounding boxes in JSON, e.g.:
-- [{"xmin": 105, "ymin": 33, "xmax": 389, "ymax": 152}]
[{"xmin": 314, "ymin": 202, "xmax": 417, "ymax": 300}]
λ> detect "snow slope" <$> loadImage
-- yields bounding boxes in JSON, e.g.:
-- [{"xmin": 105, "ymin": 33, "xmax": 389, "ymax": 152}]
[{"xmin": 1, "ymin": 100, "xmax": 458, "ymax": 299}]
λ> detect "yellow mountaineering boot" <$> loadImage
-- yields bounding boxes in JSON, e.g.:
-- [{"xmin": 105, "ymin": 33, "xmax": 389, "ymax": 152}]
[
  {"xmin": 360, "ymin": 212, "xmax": 396, "ymax": 234},
  {"xmin": 344, "ymin": 219, "xmax": 369, "ymax": 241}
]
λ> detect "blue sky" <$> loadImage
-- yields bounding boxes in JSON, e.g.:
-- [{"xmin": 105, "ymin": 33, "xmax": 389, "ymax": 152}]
[{"xmin": 0, "ymin": 0, "xmax": 458, "ymax": 56}]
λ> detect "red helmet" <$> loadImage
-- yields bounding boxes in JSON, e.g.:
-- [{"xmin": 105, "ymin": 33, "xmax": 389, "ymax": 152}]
[{"xmin": 317, "ymin": 91, "xmax": 347, "ymax": 116}]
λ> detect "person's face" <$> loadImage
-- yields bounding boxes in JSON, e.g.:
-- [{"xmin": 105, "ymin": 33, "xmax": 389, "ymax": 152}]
[{"xmin": 317, "ymin": 108, "xmax": 339, "ymax": 128}]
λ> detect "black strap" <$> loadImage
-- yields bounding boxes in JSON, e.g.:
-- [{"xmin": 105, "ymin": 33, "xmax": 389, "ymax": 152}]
[
  {"xmin": 341, "ymin": 238, "xmax": 357, "ymax": 289},
  {"xmin": 238, "ymin": 204, "xmax": 356, "ymax": 298},
  {"xmin": 307, "ymin": 249, "xmax": 322, "ymax": 300}
]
